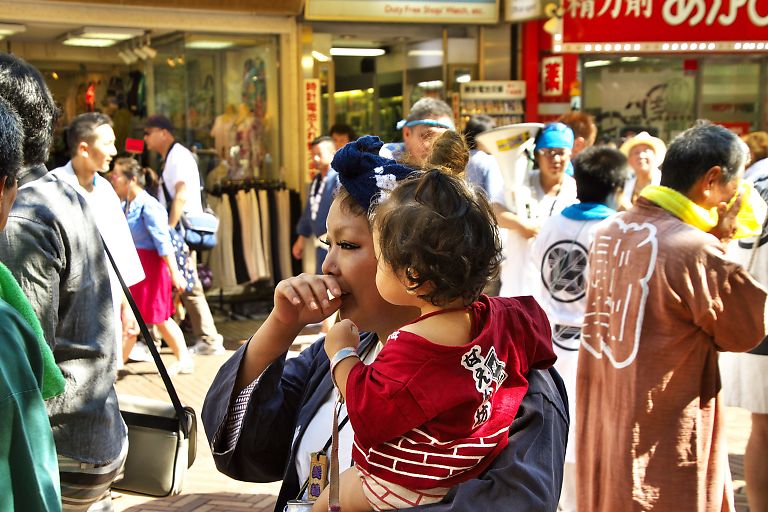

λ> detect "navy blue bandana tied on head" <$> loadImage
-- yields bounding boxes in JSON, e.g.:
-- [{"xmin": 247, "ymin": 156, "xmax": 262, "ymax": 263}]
[{"xmin": 331, "ymin": 135, "xmax": 417, "ymax": 211}]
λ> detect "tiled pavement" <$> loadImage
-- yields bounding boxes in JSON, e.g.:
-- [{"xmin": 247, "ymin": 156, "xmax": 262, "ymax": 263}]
[{"xmin": 112, "ymin": 316, "xmax": 755, "ymax": 511}]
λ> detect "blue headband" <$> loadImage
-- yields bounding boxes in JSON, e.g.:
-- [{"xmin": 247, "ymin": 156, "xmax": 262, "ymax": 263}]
[
  {"xmin": 395, "ymin": 118, "xmax": 455, "ymax": 131},
  {"xmin": 331, "ymin": 135, "xmax": 418, "ymax": 212},
  {"xmin": 535, "ymin": 122, "xmax": 575, "ymax": 150}
]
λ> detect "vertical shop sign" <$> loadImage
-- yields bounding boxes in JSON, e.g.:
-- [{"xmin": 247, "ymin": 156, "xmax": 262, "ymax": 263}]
[
  {"xmin": 541, "ymin": 56, "xmax": 564, "ymax": 97},
  {"xmin": 304, "ymin": 79, "xmax": 321, "ymax": 181}
]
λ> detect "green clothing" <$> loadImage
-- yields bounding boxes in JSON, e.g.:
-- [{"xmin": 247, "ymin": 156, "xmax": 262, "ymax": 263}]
[
  {"xmin": 0, "ymin": 300, "xmax": 62, "ymax": 511},
  {"xmin": 0, "ymin": 262, "xmax": 65, "ymax": 399}
]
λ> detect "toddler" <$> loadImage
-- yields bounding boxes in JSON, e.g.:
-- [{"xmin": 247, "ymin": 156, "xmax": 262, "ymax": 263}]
[{"xmin": 314, "ymin": 166, "xmax": 556, "ymax": 511}]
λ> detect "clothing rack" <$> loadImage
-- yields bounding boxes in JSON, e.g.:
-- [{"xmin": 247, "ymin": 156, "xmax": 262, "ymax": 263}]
[
  {"xmin": 202, "ymin": 182, "xmax": 302, "ymax": 320},
  {"xmin": 208, "ymin": 178, "xmax": 287, "ymax": 196}
]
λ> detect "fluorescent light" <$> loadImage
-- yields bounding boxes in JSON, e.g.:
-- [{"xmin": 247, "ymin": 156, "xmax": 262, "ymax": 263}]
[
  {"xmin": 407, "ymin": 49, "xmax": 443, "ymax": 57},
  {"xmin": 185, "ymin": 40, "xmax": 234, "ymax": 50},
  {"xmin": 417, "ymin": 80, "xmax": 443, "ymax": 89},
  {"xmin": 78, "ymin": 26, "xmax": 144, "ymax": 41},
  {"xmin": 312, "ymin": 50, "xmax": 330, "ymax": 62},
  {"xmin": 330, "ymin": 47, "xmax": 385, "ymax": 57},
  {"xmin": 62, "ymin": 36, "xmax": 116, "ymax": 47},
  {"xmin": 0, "ymin": 23, "xmax": 26, "ymax": 36},
  {"xmin": 620, "ymin": 56, "xmax": 641, "ymax": 62},
  {"xmin": 456, "ymin": 74, "xmax": 472, "ymax": 83},
  {"xmin": 584, "ymin": 60, "xmax": 612, "ymax": 68}
]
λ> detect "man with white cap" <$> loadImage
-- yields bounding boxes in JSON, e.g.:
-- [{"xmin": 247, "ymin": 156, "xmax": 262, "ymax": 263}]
[
  {"xmin": 619, "ymin": 131, "xmax": 666, "ymax": 208},
  {"xmin": 380, "ymin": 97, "xmax": 506, "ymax": 210}
]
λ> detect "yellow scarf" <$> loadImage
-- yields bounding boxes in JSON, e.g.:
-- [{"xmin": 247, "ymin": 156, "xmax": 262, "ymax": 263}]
[{"xmin": 639, "ymin": 181, "xmax": 766, "ymax": 238}]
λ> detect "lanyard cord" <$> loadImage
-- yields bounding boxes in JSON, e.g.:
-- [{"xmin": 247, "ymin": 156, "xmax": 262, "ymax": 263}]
[{"xmin": 295, "ymin": 339, "xmax": 377, "ymax": 501}]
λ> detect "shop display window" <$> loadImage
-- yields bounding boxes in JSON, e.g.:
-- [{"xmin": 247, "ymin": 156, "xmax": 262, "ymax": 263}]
[
  {"xmin": 582, "ymin": 57, "xmax": 695, "ymax": 143},
  {"xmin": 154, "ymin": 33, "xmax": 281, "ymax": 182},
  {"xmin": 700, "ymin": 59, "xmax": 763, "ymax": 136}
]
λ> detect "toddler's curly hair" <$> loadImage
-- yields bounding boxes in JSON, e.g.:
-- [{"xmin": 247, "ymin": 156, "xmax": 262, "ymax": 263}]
[{"xmin": 373, "ymin": 168, "xmax": 501, "ymax": 307}]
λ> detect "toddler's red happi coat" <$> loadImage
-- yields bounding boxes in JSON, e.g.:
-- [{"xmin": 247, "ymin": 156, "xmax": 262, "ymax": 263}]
[{"xmin": 346, "ymin": 295, "xmax": 556, "ymax": 489}]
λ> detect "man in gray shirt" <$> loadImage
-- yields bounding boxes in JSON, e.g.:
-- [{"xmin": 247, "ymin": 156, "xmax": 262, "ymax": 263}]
[{"xmin": 0, "ymin": 54, "xmax": 127, "ymax": 511}]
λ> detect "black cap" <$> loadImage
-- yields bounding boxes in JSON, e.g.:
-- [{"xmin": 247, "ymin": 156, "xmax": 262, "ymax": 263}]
[{"xmin": 144, "ymin": 114, "xmax": 174, "ymax": 133}]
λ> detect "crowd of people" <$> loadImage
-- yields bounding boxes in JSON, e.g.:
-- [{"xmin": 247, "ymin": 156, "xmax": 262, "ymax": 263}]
[
  {"xmin": 2, "ymin": 50, "xmax": 768, "ymax": 512},
  {"xmin": 0, "ymin": 54, "xmax": 224, "ymax": 511}
]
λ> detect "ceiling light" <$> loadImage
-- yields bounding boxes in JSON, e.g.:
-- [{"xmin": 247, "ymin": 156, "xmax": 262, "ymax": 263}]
[
  {"xmin": 132, "ymin": 46, "xmax": 150, "ymax": 59},
  {"xmin": 584, "ymin": 59, "xmax": 612, "ymax": 68},
  {"xmin": 312, "ymin": 50, "xmax": 330, "ymax": 62},
  {"xmin": 166, "ymin": 57, "xmax": 176, "ymax": 68},
  {"xmin": 417, "ymin": 80, "xmax": 443, "ymax": 89},
  {"xmin": 620, "ymin": 56, "xmax": 641, "ymax": 62},
  {"xmin": 0, "ymin": 23, "xmax": 26, "ymax": 36},
  {"xmin": 330, "ymin": 47, "xmax": 386, "ymax": 57},
  {"xmin": 61, "ymin": 36, "xmax": 116, "ymax": 47},
  {"xmin": 185, "ymin": 40, "xmax": 234, "ymax": 50},
  {"xmin": 51, "ymin": 72, "xmax": 59, "ymax": 80},
  {"xmin": 456, "ymin": 74, "xmax": 472, "ymax": 83},
  {"xmin": 77, "ymin": 26, "xmax": 144, "ymax": 41},
  {"xmin": 117, "ymin": 50, "xmax": 138, "ymax": 64},
  {"xmin": 407, "ymin": 49, "xmax": 443, "ymax": 57},
  {"xmin": 137, "ymin": 43, "xmax": 157, "ymax": 59}
]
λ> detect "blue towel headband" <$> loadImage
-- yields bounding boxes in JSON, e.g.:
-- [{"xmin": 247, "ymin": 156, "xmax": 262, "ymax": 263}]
[
  {"xmin": 395, "ymin": 118, "xmax": 455, "ymax": 131},
  {"xmin": 331, "ymin": 135, "xmax": 417, "ymax": 212}
]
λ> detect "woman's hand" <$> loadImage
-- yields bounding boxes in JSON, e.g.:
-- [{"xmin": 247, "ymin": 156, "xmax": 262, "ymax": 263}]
[
  {"xmin": 273, "ymin": 273, "xmax": 342, "ymax": 328},
  {"xmin": 172, "ymin": 270, "xmax": 188, "ymax": 291},
  {"xmin": 324, "ymin": 319, "xmax": 360, "ymax": 359}
]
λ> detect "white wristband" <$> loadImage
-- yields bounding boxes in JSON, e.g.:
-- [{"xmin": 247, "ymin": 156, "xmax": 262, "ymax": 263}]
[{"xmin": 330, "ymin": 347, "xmax": 360, "ymax": 392}]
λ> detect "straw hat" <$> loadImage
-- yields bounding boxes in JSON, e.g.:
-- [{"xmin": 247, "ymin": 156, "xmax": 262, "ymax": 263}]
[{"xmin": 620, "ymin": 131, "xmax": 666, "ymax": 161}]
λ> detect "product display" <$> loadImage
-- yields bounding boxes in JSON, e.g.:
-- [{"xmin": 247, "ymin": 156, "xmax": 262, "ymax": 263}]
[{"xmin": 458, "ymin": 81, "xmax": 526, "ymax": 130}]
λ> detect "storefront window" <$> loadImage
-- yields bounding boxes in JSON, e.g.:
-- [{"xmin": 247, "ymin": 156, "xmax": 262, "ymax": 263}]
[
  {"xmin": 582, "ymin": 57, "xmax": 695, "ymax": 143},
  {"xmin": 154, "ymin": 33, "xmax": 281, "ymax": 181},
  {"xmin": 701, "ymin": 59, "xmax": 762, "ymax": 135}
]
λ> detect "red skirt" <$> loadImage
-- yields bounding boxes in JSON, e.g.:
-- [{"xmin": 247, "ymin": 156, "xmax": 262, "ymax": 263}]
[{"xmin": 129, "ymin": 248, "xmax": 174, "ymax": 325}]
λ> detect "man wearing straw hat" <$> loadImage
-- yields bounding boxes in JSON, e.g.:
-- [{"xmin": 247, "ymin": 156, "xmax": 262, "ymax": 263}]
[{"xmin": 619, "ymin": 131, "xmax": 666, "ymax": 208}]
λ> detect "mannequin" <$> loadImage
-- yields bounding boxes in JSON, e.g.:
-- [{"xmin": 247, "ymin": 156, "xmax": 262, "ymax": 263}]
[
  {"xmin": 231, "ymin": 103, "xmax": 256, "ymax": 178},
  {"xmin": 210, "ymin": 104, "xmax": 237, "ymax": 160}
]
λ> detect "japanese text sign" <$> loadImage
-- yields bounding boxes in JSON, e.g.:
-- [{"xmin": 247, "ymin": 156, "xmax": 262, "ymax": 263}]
[
  {"xmin": 304, "ymin": 79, "xmax": 322, "ymax": 181},
  {"xmin": 562, "ymin": 0, "xmax": 768, "ymax": 43},
  {"xmin": 541, "ymin": 56, "xmax": 564, "ymax": 96},
  {"xmin": 460, "ymin": 80, "xmax": 526, "ymax": 99}
]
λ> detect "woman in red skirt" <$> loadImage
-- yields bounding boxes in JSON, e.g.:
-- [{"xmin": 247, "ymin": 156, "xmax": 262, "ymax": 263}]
[{"xmin": 110, "ymin": 158, "xmax": 194, "ymax": 375}]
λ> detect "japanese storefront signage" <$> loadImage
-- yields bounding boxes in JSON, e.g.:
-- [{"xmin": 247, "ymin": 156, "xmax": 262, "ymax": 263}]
[
  {"xmin": 505, "ymin": 0, "xmax": 542, "ymax": 21},
  {"xmin": 562, "ymin": 0, "xmax": 768, "ymax": 43},
  {"xmin": 541, "ymin": 56, "xmax": 564, "ymax": 96},
  {"xmin": 306, "ymin": 0, "xmax": 499, "ymax": 23},
  {"xmin": 304, "ymin": 79, "xmax": 322, "ymax": 181},
  {"xmin": 460, "ymin": 80, "xmax": 526, "ymax": 100}
]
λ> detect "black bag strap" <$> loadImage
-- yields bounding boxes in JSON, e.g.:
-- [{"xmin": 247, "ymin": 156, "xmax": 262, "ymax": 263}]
[
  {"xmin": 159, "ymin": 141, "xmax": 177, "ymax": 209},
  {"xmin": 101, "ymin": 238, "xmax": 189, "ymax": 433}
]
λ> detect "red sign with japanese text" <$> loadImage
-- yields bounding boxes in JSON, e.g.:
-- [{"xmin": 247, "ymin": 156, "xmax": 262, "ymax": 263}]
[
  {"xmin": 541, "ymin": 56, "xmax": 564, "ymax": 97},
  {"xmin": 562, "ymin": 0, "xmax": 768, "ymax": 43},
  {"xmin": 304, "ymin": 79, "xmax": 322, "ymax": 182}
]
